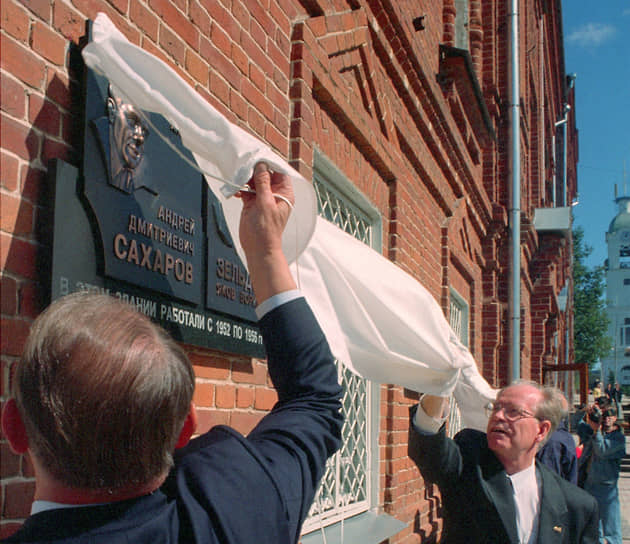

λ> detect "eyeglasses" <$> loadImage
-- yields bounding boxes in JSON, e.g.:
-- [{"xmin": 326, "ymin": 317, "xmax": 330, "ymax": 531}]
[{"xmin": 485, "ymin": 402, "xmax": 540, "ymax": 422}]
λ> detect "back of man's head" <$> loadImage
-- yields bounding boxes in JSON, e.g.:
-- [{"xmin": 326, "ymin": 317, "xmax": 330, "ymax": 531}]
[
  {"xmin": 550, "ymin": 388, "xmax": 569, "ymax": 420},
  {"xmin": 14, "ymin": 292, "xmax": 195, "ymax": 490}
]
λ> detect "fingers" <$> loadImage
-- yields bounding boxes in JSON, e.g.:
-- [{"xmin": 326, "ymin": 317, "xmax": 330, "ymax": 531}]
[
  {"xmin": 253, "ymin": 161, "xmax": 269, "ymax": 175},
  {"xmin": 236, "ymin": 162, "xmax": 270, "ymax": 201},
  {"xmin": 251, "ymin": 162, "xmax": 272, "ymax": 197},
  {"xmin": 236, "ymin": 162, "xmax": 294, "ymax": 212}
]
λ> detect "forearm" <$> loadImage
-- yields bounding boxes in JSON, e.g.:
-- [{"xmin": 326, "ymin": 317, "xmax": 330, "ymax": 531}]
[
  {"xmin": 591, "ymin": 431, "xmax": 625, "ymax": 459},
  {"xmin": 251, "ymin": 298, "xmax": 343, "ymax": 539},
  {"xmin": 409, "ymin": 404, "xmax": 463, "ymax": 485},
  {"xmin": 245, "ymin": 249, "xmax": 296, "ymax": 305},
  {"xmin": 412, "ymin": 394, "xmax": 449, "ymax": 434},
  {"xmin": 577, "ymin": 419, "xmax": 593, "ymax": 443},
  {"xmin": 421, "ymin": 395, "xmax": 449, "ymax": 419},
  {"xmin": 258, "ymin": 298, "xmax": 341, "ymax": 403}
]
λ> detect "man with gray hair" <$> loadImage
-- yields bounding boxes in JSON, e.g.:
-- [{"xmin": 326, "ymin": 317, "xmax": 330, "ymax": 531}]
[{"xmin": 410, "ymin": 381, "xmax": 598, "ymax": 543}]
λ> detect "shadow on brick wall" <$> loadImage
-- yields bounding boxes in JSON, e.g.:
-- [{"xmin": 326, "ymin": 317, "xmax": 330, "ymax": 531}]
[{"xmin": 0, "ymin": 41, "xmax": 85, "ymax": 537}]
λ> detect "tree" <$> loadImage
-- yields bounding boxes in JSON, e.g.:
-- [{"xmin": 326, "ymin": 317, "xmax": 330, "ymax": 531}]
[{"xmin": 572, "ymin": 227, "xmax": 611, "ymax": 367}]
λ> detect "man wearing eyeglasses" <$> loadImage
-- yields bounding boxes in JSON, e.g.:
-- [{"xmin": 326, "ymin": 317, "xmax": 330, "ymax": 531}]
[
  {"xmin": 577, "ymin": 398, "xmax": 626, "ymax": 544},
  {"xmin": 409, "ymin": 381, "xmax": 599, "ymax": 543}
]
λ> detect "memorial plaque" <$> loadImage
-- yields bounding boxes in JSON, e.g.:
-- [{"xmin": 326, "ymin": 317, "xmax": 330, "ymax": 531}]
[{"xmin": 49, "ymin": 53, "xmax": 263, "ymax": 358}]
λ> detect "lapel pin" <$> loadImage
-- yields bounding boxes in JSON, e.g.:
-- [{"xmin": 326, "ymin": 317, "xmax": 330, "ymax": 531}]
[{"xmin": 553, "ymin": 526, "xmax": 562, "ymax": 533}]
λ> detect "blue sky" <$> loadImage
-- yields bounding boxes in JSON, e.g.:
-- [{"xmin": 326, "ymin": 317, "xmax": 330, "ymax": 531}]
[{"xmin": 562, "ymin": 1, "xmax": 630, "ymax": 269}]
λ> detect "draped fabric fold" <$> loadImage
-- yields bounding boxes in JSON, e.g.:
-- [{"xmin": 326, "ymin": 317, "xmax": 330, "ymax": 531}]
[{"xmin": 82, "ymin": 13, "xmax": 496, "ymax": 430}]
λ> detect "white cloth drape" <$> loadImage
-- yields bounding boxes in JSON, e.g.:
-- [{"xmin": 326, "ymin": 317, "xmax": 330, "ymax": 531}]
[{"xmin": 82, "ymin": 13, "xmax": 496, "ymax": 430}]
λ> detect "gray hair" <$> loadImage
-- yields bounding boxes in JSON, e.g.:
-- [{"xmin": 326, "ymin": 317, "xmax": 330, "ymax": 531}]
[
  {"xmin": 499, "ymin": 380, "xmax": 565, "ymax": 447},
  {"xmin": 14, "ymin": 292, "xmax": 195, "ymax": 490}
]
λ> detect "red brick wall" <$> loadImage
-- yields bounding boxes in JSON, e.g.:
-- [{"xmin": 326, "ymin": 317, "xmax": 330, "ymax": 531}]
[{"xmin": 1, "ymin": 0, "xmax": 576, "ymax": 541}]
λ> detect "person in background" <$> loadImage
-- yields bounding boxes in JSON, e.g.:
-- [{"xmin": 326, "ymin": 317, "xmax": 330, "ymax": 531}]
[
  {"xmin": 536, "ymin": 390, "xmax": 578, "ymax": 485},
  {"xmin": 592, "ymin": 382, "xmax": 603, "ymax": 400},
  {"xmin": 1, "ymin": 165, "xmax": 344, "ymax": 543},
  {"xmin": 613, "ymin": 383, "xmax": 623, "ymax": 418},
  {"xmin": 409, "ymin": 381, "xmax": 599, "ymax": 543},
  {"xmin": 577, "ymin": 397, "xmax": 626, "ymax": 544},
  {"xmin": 605, "ymin": 383, "xmax": 614, "ymax": 403},
  {"xmin": 614, "ymin": 383, "xmax": 622, "ymax": 405}
]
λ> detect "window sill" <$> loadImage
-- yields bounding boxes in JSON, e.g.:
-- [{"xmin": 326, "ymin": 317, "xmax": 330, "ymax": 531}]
[
  {"xmin": 438, "ymin": 44, "xmax": 496, "ymax": 147},
  {"xmin": 300, "ymin": 511, "xmax": 407, "ymax": 544}
]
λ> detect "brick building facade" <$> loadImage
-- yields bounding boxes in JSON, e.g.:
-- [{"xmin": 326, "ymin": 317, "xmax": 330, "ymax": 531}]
[{"xmin": 1, "ymin": 0, "xmax": 577, "ymax": 542}]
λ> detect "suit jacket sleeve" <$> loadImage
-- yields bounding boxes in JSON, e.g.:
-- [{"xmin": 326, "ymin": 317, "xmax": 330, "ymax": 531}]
[
  {"xmin": 408, "ymin": 404, "xmax": 464, "ymax": 486},
  {"xmin": 591, "ymin": 428, "xmax": 626, "ymax": 460},
  {"xmin": 582, "ymin": 497, "xmax": 600, "ymax": 544},
  {"xmin": 247, "ymin": 297, "xmax": 344, "ymax": 541}
]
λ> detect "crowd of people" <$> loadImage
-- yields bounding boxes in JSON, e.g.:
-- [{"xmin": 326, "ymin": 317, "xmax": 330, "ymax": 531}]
[
  {"xmin": 574, "ymin": 388, "xmax": 626, "ymax": 544},
  {"xmin": 592, "ymin": 381, "xmax": 624, "ymax": 417}
]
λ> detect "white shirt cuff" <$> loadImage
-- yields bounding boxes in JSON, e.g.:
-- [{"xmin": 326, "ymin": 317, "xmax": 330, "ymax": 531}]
[
  {"xmin": 414, "ymin": 395, "xmax": 448, "ymax": 434},
  {"xmin": 255, "ymin": 289, "xmax": 303, "ymax": 319}
]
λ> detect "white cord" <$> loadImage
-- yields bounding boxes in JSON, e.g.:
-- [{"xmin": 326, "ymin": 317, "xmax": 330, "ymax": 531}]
[
  {"xmin": 132, "ymin": 104, "xmax": 295, "ymax": 207},
  {"xmin": 235, "ymin": 185, "xmax": 294, "ymax": 210},
  {"xmin": 130, "ymin": 106, "xmax": 301, "ymax": 286}
]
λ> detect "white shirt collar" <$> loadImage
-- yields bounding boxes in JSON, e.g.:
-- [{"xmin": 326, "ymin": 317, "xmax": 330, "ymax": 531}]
[
  {"xmin": 507, "ymin": 463, "xmax": 540, "ymax": 544},
  {"xmin": 31, "ymin": 500, "xmax": 103, "ymax": 515}
]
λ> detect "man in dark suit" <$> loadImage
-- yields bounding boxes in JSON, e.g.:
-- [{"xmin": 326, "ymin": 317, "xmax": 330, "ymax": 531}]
[
  {"xmin": 536, "ymin": 390, "xmax": 578, "ymax": 485},
  {"xmin": 1, "ymin": 165, "xmax": 343, "ymax": 543},
  {"xmin": 409, "ymin": 382, "xmax": 599, "ymax": 543}
]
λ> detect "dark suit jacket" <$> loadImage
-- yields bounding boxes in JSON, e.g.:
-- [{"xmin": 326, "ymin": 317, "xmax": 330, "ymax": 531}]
[
  {"xmin": 4, "ymin": 298, "xmax": 343, "ymax": 544},
  {"xmin": 536, "ymin": 420, "xmax": 579, "ymax": 485},
  {"xmin": 409, "ymin": 407, "xmax": 599, "ymax": 543}
]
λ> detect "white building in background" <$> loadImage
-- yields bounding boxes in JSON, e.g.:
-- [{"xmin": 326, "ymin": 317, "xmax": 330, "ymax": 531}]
[{"xmin": 600, "ymin": 191, "xmax": 630, "ymax": 386}]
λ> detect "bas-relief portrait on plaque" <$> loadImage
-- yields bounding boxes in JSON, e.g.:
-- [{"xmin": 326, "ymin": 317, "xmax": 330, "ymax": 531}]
[
  {"xmin": 49, "ymin": 47, "xmax": 263, "ymax": 357},
  {"xmin": 95, "ymin": 85, "xmax": 152, "ymax": 195}
]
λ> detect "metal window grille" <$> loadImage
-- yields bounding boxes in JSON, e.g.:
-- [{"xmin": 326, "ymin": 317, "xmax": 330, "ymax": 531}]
[
  {"xmin": 302, "ymin": 177, "xmax": 373, "ymax": 532},
  {"xmin": 447, "ymin": 292, "xmax": 469, "ymax": 437},
  {"xmin": 450, "ymin": 302, "xmax": 464, "ymax": 344}
]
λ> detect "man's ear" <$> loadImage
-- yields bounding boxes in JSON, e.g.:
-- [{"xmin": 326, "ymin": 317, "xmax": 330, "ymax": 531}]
[
  {"xmin": 1, "ymin": 399, "xmax": 29, "ymax": 454},
  {"xmin": 175, "ymin": 403, "xmax": 197, "ymax": 449},
  {"xmin": 536, "ymin": 419, "xmax": 552, "ymax": 444}
]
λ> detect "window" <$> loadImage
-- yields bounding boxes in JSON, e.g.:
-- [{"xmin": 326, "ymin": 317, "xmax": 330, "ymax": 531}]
[
  {"xmin": 449, "ymin": 288, "xmax": 469, "ymax": 348},
  {"xmin": 621, "ymin": 318, "xmax": 630, "ymax": 347},
  {"xmin": 447, "ymin": 289, "xmax": 469, "ymax": 437},
  {"xmin": 624, "ymin": 278, "xmax": 630, "ymax": 286},
  {"xmin": 454, "ymin": 0, "xmax": 469, "ymax": 50},
  {"xmin": 302, "ymin": 151, "xmax": 381, "ymax": 535},
  {"xmin": 620, "ymin": 245, "xmax": 630, "ymax": 268}
]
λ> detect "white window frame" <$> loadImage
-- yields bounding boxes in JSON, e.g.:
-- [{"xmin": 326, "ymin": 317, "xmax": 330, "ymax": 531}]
[
  {"xmin": 621, "ymin": 317, "xmax": 630, "ymax": 347},
  {"xmin": 301, "ymin": 149, "xmax": 382, "ymax": 535},
  {"xmin": 447, "ymin": 287, "xmax": 470, "ymax": 437},
  {"xmin": 449, "ymin": 287, "xmax": 469, "ymax": 348}
]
